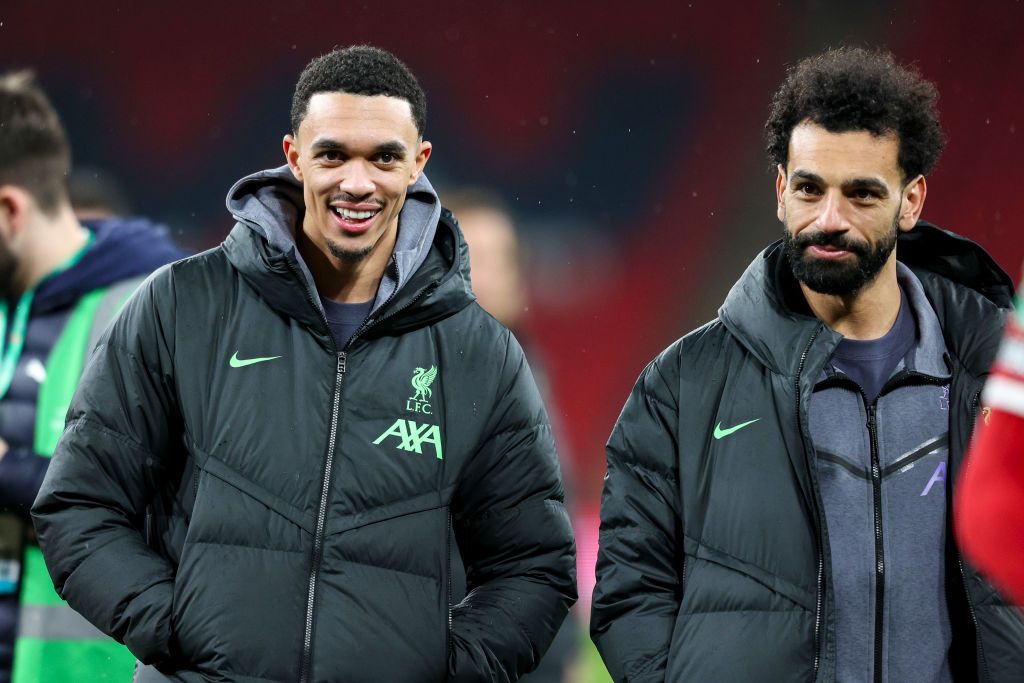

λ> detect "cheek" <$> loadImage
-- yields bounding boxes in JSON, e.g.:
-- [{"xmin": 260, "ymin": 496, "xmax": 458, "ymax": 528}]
[
  {"xmin": 303, "ymin": 185, "xmax": 322, "ymax": 213},
  {"xmin": 380, "ymin": 177, "xmax": 410, "ymax": 204},
  {"xmin": 306, "ymin": 172, "xmax": 340, "ymax": 203},
  {"xmin": 782, "ymin": 200, "xmax": 814, "ymax": 227}
]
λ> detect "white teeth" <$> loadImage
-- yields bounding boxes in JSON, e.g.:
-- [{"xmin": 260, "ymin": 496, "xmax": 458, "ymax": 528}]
[{"xmin": 333, "ymin": 207, "xmax": 377, "ymax": 220}]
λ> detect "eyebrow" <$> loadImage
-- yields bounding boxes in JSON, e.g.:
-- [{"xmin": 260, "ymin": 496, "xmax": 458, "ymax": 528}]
[
  {"xmin": 790, "ymin": 169, "xmax": 891, "ymax": 198},
  {"xmin": 310, "ymin": 138, "xmax": 409, "ymax": 158},
  {"xmin": 843, "ymin": 177, "xmax": 890, "ymax": 198}
]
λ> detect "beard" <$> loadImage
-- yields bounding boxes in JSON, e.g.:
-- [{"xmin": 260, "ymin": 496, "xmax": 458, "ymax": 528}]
[
  {"xmin": 326, "ymin": 238, "xmax": 374, "ymax": 264},
  {"xmin": 0, "ymin": 238, "xmax": 18, "ymax": 301},
  {"xmin": 783, "ymin": 213, "xmax": 899, "ymax": 296}
]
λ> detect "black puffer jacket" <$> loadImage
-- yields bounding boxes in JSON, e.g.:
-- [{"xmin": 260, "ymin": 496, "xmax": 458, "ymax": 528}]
[
  {"xmin": 591, "ymin": 222, "xmax": 1024, "ymax": 682},
  {"xmin": 32, "ymin": 202, "xmax": 576, "ymax": 681}
]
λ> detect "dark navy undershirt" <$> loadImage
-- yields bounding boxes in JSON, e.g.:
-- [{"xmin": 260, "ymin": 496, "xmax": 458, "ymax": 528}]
[
  {"xmin": 319, "ymin": 296, "xmax": 373, "ymax": 350},
  {"xmin": 830, "ymin": 288, "xmax": 917, "ymax": 404}
]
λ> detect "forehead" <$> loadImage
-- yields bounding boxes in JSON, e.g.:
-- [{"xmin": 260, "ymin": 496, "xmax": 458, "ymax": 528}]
[
  {"xmin": 787, "ymin": 121, "xmax": 902, "ymax": 184},
  {"xmin": 298, "ymin": 92, "xmax": 418, "ymax": 144}
]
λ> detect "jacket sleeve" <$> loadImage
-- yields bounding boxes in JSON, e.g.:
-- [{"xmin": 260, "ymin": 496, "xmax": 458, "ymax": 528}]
[
  {"xmin": 0, "ymin": 447, "xmax": 50, "ymax": 519},
  {"xmin": 31, "ymin": 269, "xmax": 180, "ymax": 666},
  {"xmin": 448, "ymin": 330, "xmax": 577, "ymax": 682},
  {"xmin": 591, "ymin": 357, "xmax": 683, "ymax": 683}
]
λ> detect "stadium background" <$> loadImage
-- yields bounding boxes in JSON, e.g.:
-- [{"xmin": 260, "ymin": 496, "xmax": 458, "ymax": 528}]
[{"xmin": 3, "ymin": 1, "xmax": 1024, "ymax": 678}]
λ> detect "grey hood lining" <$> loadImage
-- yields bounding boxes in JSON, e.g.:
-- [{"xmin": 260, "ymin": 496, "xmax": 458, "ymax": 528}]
[{"xmin": 896, "ymin": 262, "xmax": 951, "ymax": 379}]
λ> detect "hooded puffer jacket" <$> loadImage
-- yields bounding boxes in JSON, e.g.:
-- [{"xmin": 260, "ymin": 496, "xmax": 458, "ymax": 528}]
[
  {"xmin": 591, "ymin": 222, "xmax": 1024, "ymax": 682},
  {"xmin": 32, "ymin": 171, "xmax": 576, "ymax": 682}
]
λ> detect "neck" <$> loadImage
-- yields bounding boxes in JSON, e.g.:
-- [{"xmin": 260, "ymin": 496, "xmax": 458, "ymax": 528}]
[
  {"xmin": 296, "ymin": 221, "xmax": 395, "ymax": 304},
  {"xmin": 16, "ymin": 206, "xmax": 91, "ymax": 296},
  {"xmin": 801, "ymin": 258, "xmax": 901, "ymax": 340}
]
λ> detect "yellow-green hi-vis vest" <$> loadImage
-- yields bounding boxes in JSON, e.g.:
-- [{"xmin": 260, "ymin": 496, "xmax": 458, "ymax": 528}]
[{"xmin": 12, "ymin": 277, "xmax": 145, "ymax": 683}]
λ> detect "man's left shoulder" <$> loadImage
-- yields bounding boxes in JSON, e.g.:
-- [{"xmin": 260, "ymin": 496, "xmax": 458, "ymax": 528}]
[{"xmin": 435, "ymin": 301, "xmax": 512, "ymax": 346}]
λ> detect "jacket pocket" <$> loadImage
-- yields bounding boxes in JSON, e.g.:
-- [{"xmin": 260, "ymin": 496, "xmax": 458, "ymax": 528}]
[
  {"xmin": 668, "ymin": 547, "xmax": 817, "ymax": 682},
  {"xmin": 316, "ymin": 505, "xmax": 450, "ymax": 682},
  {"xmin": 171, "ymin": 464, "xmax": 309, "ymax": 681}
]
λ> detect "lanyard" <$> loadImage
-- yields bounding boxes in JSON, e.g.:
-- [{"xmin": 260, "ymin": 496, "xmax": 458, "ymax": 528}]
[
  {"xmin": 0, "ymin": 231, "xmax": 95, "ymax": 400},
  {"xmin": 0, "ymin": 293, "xmax": 32, "ymax": 399}
]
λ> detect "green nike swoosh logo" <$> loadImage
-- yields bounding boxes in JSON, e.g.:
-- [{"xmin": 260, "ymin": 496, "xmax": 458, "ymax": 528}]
[
  {"xmin": 229, "ymin": 351, "xmax": 282, "ymax": 368},
  {"xmin": 713, "ymin": 418, "xmax": 760, "ymax": 439}
]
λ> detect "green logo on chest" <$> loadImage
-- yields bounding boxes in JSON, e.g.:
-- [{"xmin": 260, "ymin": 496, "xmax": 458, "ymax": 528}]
[
  {"xmin": 373, "ymin": 419, "xmax": 444, "ymax": 460},
  {"xmin": 407, "ymin": 365, "xmax": 438, "ymax": 414},
  {"xmin": 713, "ymin": 418, "xmax": 760, "ymax": 440}
]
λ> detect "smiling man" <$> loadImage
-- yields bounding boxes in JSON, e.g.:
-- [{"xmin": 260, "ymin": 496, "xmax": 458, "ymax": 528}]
[
  {"xmin": 591, "ymin": 48, "xmax": 1024, "ymax": 682},
  {"xmin": 31, "ymin": 46, "xmax": 575, "ymax": 682}
]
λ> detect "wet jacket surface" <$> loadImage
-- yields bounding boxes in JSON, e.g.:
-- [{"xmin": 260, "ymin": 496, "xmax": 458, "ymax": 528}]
[
  {"xmin": 591, "ymin": 222, "xmax": 1024, "ymax": 682},
  {"xmin": 32, "ymin": 177, "xmax": 576, "ymax": 682}
]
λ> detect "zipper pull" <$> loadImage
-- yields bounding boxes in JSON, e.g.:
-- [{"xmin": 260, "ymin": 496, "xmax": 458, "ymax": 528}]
[
  {"xmin": 338, "ymin": 352, "xmax": 346, "ymax": 375},
  {"xmin": 867, "ymin": 403, "xmax": 876, "ymax": 428}
]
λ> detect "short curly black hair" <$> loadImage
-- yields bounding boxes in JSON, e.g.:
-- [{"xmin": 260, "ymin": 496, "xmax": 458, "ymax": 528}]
[
  {"xmin": 290, "ymin": 45, "xmax": 427, "ymax": 136},
  {"xmin": 765, "ymin": 47, "xmax": 944, "ymax": 180}
]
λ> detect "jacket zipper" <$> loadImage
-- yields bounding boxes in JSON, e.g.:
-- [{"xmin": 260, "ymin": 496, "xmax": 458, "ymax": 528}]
[
  {"xmin": 284, "ymin": 257, "xmax": 442, "ymax": 680},
  {"xmin": 299, "ymin": 351, "xmax": 346, "ymax": 683},
  {"xmin": 282, "ymin": 257, "xmax": 347, "ymax": 683},
  {"xmin": 866, "ymin": 403, "xmax": 885, "ymax": 683},
  {"xmin": 284, "ymin": 256, "xmax": 444, "ymax": 679},
  {"xmin": 446, "ymin": 510, "xmax": 453, "ymax": 662},
  {"xmin": 794, "ymin": 324, "xmax": 826, "ymax": 678},
  {"xmin": 348, "ymin": 279, "xmax": 440, "ymax": 349},
  {"xmin": 956, "ymin": 390, "xmax": 991, "ymax": 682}
]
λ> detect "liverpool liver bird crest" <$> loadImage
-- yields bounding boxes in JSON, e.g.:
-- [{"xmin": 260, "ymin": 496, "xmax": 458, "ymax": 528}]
[{"xmin": 411, "ymin": 366, "xmax": 438, "ymax": 402}]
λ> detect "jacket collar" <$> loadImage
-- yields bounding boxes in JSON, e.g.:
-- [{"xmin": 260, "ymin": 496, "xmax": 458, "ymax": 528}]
[
  {"xmin": 719, "ymin": 221, "xmax": 1012, "ymax": 379},
  {"xmin": 221, "ymin": 185, "xmax": 473, "ymax": 344}
]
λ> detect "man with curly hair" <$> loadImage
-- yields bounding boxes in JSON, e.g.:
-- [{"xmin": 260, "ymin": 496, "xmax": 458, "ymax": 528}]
[
  {"xmin": 31, "ymin": 45, "xmax": 576, "ymax": 682},
  {"xmin": 592, "ymin": 47, "xmax": 1024, "ymax": 681}
]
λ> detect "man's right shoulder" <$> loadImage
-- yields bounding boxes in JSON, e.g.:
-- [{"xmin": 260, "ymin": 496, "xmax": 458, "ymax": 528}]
[
  {"xmin": 144, "ymin": 244, "xmax": 234, "ymax": 293},
  {"xmin": 648, "ymin": 317, "xmax": 736, "ymax": 375},
  {"xmin": 631, "ymin": 318, "xmax": 737, "ymax": 405}
]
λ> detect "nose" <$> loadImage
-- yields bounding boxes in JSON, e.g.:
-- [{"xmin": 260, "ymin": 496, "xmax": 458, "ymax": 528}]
[
  {"xmin": 338, "ymin": 160, "xmax": 375, "ymax": 198},
  {"xmin": 815, "ymin": 191, "xmax": 848, "ymax": 233}
]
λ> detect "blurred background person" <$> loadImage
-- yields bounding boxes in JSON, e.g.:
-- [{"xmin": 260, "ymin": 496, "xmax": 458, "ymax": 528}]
[
  {"xmin": 0, "ymin": 70, "xmax": 185, "ymax": 683},
  {"xmin": 446, "ymin": 188, "xmax": 584, "ymax": 682},
  {"xmin": 68, "ymin": 166, "xmax": 133, "ymax": 221},
  {"xmin": 446, "ymin": 190, "xmax": 525, "ymax": 333}
]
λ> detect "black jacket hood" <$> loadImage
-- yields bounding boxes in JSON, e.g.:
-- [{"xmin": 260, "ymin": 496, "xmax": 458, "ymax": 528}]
[
  {"xmin": 221, "ymin": 168, "xmax": 474, "ymax": 345},
  {"xmin": 719, "ymin": 220, "xmax": 1013, "ymax": 378}
]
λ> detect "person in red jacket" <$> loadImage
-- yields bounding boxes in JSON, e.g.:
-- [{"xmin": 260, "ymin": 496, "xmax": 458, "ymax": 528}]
[{"xmin": 956, "ymin": 283, "xmax": 1024, "ymax": 606}]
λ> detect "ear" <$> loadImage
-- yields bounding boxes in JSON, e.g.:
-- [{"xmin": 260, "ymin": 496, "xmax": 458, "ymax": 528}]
[
  {"xmin": 283, "ymin": 134, "xmax": 303, "ymax": 182},
  {"xmin": 409, "ymin": 140, "xmax": 433, "ymax": 185},
  {"xmin": 897, "ymin": 175, "xmax": 927, "ymax": 232},
  {"xmin": 0, "ymin": 185, "xmax": 32, "ymax": 243},
  {"xmin": 775, "ymin": 164, "xmax": 787, "ymax": 223}
]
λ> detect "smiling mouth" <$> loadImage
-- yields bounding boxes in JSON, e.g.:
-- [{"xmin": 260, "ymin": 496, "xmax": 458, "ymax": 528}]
[
  {"xmin": 330, "ymin": 205, "xmax": 382, "ymax": 234},
  {"xmin": 332, "ymin": 206, "xmax": 380, "ymax": 222}
]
